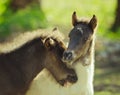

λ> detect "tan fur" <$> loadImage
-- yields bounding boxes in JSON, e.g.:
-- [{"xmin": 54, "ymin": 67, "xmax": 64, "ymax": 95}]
[{"xmin": 0, "ymin": 29, "xmax": 64, "ymax": 53}]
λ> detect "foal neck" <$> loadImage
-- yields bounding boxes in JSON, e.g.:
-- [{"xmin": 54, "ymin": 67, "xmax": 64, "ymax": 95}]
[
  {"xmin": 20, "ymin": 39, "xmax": 46, "ymax": 81},
  {"xmin": 82, "ymin": 35, "xmax": 95, "ymax": 66}
]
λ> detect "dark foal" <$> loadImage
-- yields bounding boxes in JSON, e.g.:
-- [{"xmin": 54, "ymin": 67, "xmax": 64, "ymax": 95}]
[
  {"xmin": 62, "ymin": 12, "xmax": 97, "ymax": 95},
  {"xmin": 63, "ymin": 11, "xmax": 97, "ymax": 66},
  {"xmin": 0, "ymin": 33, "xmax": 77, "ymax": 95}
]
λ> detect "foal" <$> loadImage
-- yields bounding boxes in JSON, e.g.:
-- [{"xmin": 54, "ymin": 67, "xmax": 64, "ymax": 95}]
[
  {"xmin": 0, "ymin": 30, "xmax": 77, "ymax": 95},
  {"xmin": 63, "ymin": 12, "xmax": 97, "ymax": 95},
  {"xmin": 26, "ymin": 12, "xmax": 97, "ymax": 95}
]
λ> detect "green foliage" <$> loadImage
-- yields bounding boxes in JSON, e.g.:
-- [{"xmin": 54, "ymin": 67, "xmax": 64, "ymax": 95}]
[
  {"xmin": 105, "ymin": 28, "xmax": 120, "ymax": 40},
  {"xmin": 0, "ymin": 0, "xmax": 10, "ymax": 23},
  {"xmin": 0, "ymin": 0, "xmax": 10, "ymax": 15},
  {"xmin": 0, "ymin": 4, "xmax": 47, "ymax": 39}
]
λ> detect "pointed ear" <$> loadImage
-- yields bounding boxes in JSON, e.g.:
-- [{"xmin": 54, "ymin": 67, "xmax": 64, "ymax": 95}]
[
  {"xmin": 89, "ymin": 15, "xmax": 97, "ymax": 30},
  {"xmin": 44, "ymin": 38, "xmax": 55, "ymax": 50},
  {"xmin": 72, "ymin": 11, "xmax": 78, "ymax": 26}
]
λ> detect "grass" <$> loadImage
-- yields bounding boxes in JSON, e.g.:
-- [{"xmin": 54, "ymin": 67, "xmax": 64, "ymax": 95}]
[{"xmin": 94, "ymin": 67, "xmax": 120, "ymax": 95}]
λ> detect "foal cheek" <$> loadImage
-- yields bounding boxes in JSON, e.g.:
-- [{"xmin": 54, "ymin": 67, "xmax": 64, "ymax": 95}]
[
  {"xmin": 68, "ymin": 40, "xmax": 79, "ymax": 51},
  {"xmin": 73, "ymin": 41, "xmax": 84, "ymax": 56}
]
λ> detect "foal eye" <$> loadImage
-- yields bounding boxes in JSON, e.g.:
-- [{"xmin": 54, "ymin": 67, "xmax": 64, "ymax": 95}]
[{"xmin": 77, "ymin": 30, "xmax": 80, "ymax": 32}]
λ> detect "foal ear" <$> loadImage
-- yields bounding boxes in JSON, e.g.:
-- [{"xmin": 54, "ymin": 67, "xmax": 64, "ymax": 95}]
[
  {"xmin": 89, "ymin": 15, "xmax": 97, "ymax": 30},
  {"xmin": 72, "ymin": 11, "xmax": 78, "ymax": 26},
  {"xmin": 44, "ymin": 38, "xmax": 55, "ymax": 50}
]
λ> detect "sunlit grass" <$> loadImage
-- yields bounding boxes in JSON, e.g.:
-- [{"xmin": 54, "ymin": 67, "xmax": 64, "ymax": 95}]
[{"xmin": 42, "ymin": 0, "xmax": 120, "ymax": 40}]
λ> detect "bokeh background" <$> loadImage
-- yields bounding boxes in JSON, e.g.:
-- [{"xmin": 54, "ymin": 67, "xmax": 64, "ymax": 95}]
[{"xmin": 0, "ymin": 0, "xmax": 120, "ymax": 95}]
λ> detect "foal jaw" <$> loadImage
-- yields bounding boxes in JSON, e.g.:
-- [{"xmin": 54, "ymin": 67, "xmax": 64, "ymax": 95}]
[
  {"xmin": 63, "ymin": 37, "xmax": 93, "ymax": 67},
  {"xmin": 58, "ymin": 72, "xmax": 78, "ymax": 86},
  {"xmin": 58, "ymin": 76, "xmax": 77, "ymax": 86}
]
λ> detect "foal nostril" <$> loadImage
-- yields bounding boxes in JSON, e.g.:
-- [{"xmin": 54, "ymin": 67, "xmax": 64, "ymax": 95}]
[
  {"xmin": 63, "ymin": 51, "xmax": 73, "ymax": 60},
  {"xmin": 67, "ymin": 75, "xmax": 78, "ymax": 83}
]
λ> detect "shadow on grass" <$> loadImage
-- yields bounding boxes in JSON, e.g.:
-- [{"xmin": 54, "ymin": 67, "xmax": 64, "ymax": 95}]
[
  {"xmin": 94, "ymin": 66, "xmax": 120, "ymax": 94},
  {"xmin": 95, "ymin": 84, "xmax": 120, "ymax": 93}
]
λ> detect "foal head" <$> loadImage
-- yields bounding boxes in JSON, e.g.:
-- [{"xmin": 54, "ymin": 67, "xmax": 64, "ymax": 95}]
[
  {"xmin": 63, "ymin": 11, "xmax": 97, "ymax": 66},
  {"xmin": 44, "ymin": 37, "xmax": 77, "ymax": 86}
]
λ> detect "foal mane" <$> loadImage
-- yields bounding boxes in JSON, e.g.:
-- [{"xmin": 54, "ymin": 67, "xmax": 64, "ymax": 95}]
[
  {"xmin": 77, "ymin": 17, "xmax": 90, "ymax": 25},
  {"xmin": 0, "ymin": 29, "xmax": 64, "ymax": 54}
]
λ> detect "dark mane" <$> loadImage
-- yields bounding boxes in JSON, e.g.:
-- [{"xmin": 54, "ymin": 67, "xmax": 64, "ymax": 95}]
[
  {"xmin": 0, "ymin": 29, "xmax": 78, "ymax": 95},
  {"xmin": 7, "ymin": 38, "xmax": 44, "ymax": 55}
]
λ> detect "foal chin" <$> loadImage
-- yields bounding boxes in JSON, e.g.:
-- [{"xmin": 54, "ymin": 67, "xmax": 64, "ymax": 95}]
[{"xmin": 62, "ymin": 40, "xmax": 92, "ymax": 68}]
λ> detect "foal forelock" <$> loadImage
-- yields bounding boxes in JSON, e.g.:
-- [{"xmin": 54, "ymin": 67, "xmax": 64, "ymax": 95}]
[{"xmin": 0, "ymin": 29, "xmax": 64, "ymax": 54}]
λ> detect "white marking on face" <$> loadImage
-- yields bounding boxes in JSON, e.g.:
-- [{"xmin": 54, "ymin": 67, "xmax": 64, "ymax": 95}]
[{"xmin": 77, "ymin": 27, "xmax": 83, "ymax": 34}]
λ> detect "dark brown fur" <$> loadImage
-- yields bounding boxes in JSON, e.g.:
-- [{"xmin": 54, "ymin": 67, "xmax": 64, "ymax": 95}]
[{"xmin": 0, "ymin": 33, "xmax": 77, "ymax": 95}]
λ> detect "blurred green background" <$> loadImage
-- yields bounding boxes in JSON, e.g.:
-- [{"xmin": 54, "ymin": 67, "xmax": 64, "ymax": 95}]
[{"xmin": 0, "ymin": 0, "xmax": 120, "ymax": 95}]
